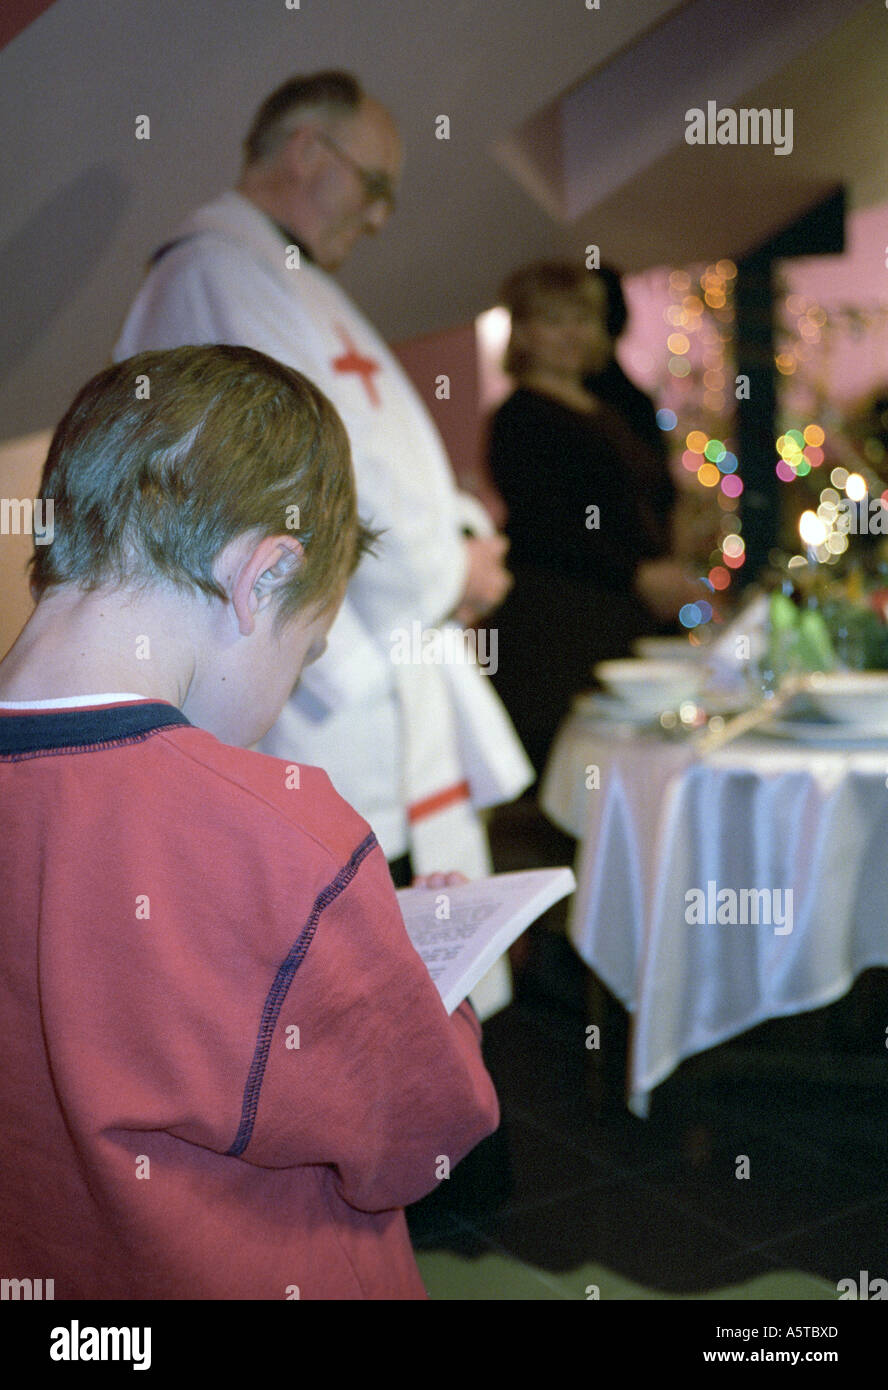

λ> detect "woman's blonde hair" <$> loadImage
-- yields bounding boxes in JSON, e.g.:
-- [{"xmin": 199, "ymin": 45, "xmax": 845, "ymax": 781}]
[{"xmin": 499, "ymin": 261, "xmax": 605, "ymax": 377}]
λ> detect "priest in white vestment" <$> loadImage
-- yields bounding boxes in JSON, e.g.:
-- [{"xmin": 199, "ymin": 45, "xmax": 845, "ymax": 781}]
[{"xmin": 114, "ymin": 74, "xmax": 532, "ymax": 989}]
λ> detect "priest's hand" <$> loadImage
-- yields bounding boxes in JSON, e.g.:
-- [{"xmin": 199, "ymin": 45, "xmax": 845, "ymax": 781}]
[{"xmin": 460, "ymin": 534, "xmax": 512, "ymax": 621}]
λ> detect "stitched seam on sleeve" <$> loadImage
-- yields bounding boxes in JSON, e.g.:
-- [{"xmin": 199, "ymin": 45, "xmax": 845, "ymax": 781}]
[{"xmin": 225, "ymin": 830, "xmax": 378, "ymax": 1157}]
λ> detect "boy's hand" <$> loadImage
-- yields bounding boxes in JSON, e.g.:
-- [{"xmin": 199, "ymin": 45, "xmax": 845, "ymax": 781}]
[{"xmin": 410, "ymin": 871, "xmax": 469, "ymax": 889}]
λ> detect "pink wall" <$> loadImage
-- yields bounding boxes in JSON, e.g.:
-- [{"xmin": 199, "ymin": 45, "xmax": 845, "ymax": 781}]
[
  {"xmin": 615, "ymin": 200, "xmax": 888, "ymax": 415},
  {"xmin": 778, "ymin": 202, "xmax": 888, "ymax": 414},
  {"xmin": 393, "ymin": 321, "xmax": 506, "ymax": 526}
]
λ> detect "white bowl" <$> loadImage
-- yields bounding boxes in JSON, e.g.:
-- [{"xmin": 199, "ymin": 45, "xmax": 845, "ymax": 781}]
[
  {"xmin": 594, "ymin": 659, "xmax": 702, "ymax": 717},
  {"xmin": 632, "ymin": 636, "xmax": 700, "ymax": 663},
  {"xmin": 804, "ymin": 671, "xmax": 888, "ymax": 731}
]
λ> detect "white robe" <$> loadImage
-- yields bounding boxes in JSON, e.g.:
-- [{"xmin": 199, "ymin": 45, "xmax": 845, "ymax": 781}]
[{"xmin": 114, "ymin": 192, "xmax": 532, "ymax": 885}]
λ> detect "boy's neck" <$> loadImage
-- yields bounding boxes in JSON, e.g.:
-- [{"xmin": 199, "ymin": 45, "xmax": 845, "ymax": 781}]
[{"xmin": 0, "ymin": 587, "xmax": 196, "ymax": 707}]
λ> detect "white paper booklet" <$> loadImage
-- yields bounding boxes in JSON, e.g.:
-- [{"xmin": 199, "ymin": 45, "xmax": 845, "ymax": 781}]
[{"xmin": 397, "ymin": 867, "xmax": 576, "ymax": 1014}]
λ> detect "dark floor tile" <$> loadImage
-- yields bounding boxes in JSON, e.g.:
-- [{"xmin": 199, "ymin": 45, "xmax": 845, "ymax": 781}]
[
  {"xmin": 476, "ymin": 1174, "xmax": 751, "ymax": 1292},
  {"xmin": 751, "ymin": 1197, "xmax": 888, "ymax": 1287},
  {"xmin": 539, "ymin": 1100, "xmax": 681, "ymax": 1179},
  {"xmin": 634, "ymin": 1127, "xmax": 881, "ymax": 1249},
  {"xmin": 462, "ymin": 941, "xmax": 888, "ymax": 1294},
  {"xmin": 653, "ymin": 1051, "xmax": 888, "ymax": 1181},
  {"xmin": 676, "ymin": 1247, "xmax": 837, "ymax": 1300},
  {"xmin": 481, "ymin": 1114, "xmax": 614, "ymax": 1217},
  {"xmin": 483, "ymin": 1005, "xmax": 590, "ymax": 1117},
  {"xmin": 408, "ymin": 1212, "xmax": 496, "ymax": 1259},
  {"xmin": 748, "ymin": 1083, "xmax": 888, "ymax": 1178},
  {"xmin": 407, "ymin": 1120, "xmax": 514, "ymax": 1248}
]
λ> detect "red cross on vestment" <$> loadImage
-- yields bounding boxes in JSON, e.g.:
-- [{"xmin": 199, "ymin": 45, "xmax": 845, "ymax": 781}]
[{"xmin": 331, "ymin": 326, "xmax": 381, "ymax": 407}]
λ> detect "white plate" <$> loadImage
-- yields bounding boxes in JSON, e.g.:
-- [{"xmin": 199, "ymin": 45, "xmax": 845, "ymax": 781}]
[
  {"xmin": 572, "ymin": 692, "xmax": 656, "ymax": 725},
  {"xmin": 762, "ymin": 719, "xmax": 888, "ymax": 746},
  {"xmin": 593, "ymin": 659, "xmax": 702, "ymax": 717},
  {"xmin": 632, "ymin": 636, "xmax": 701, "ymax": 663},
  {"xmin": 803, "ymin": 671, "xmax": 888, "ymax": 731}
]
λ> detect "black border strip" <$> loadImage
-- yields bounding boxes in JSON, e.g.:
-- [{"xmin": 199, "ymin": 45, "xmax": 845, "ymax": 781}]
[{"xmin": 0, "ymin": 703, "xmax": 189, "ymax": 756}]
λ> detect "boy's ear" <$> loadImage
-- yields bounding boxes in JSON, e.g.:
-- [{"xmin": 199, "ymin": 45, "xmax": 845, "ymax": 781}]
[
  {"xmin": 231, "ymin": 535, "xmax": 304, "ymax": 637},
  {"xmin": 253, "ymin": 544, "xmax": 303, "ymax": 596}
]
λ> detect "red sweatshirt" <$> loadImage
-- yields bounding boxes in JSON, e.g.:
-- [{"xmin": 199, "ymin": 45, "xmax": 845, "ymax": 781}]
[{"xmin": 0, "ymin": 698, "xmax": 499, "ymax": 1299}]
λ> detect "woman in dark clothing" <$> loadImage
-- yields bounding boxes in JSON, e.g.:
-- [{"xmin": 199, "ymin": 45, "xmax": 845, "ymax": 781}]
[
  {"xmin": 486, "ymin": 262, "xmax": 700, "ymax": 778},
  {"xmin": 583, "ymin": 263, "xmax": 678, "ymax": 528}
]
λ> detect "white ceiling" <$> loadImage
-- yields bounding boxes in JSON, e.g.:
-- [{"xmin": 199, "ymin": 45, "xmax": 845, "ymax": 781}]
[{"xmin": 0, "ymin": 0, "xmax": 884, "ymax": 437}]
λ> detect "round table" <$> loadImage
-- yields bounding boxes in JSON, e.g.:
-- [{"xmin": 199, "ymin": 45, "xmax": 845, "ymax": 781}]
[{"xmin": 541, "ymin": 707, "xmax": 888, "ymax": 1115}]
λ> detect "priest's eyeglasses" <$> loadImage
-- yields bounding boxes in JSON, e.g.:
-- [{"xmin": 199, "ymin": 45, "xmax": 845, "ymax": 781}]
[{"xmin": 315, "ymin": 131, "xmax": 397, "ymax": 212}]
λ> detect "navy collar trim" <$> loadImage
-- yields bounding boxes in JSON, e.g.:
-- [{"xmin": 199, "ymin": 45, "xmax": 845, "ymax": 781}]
[{"xmin": 0, "ymin": 701, "xmax": 190, "ymax": 757}]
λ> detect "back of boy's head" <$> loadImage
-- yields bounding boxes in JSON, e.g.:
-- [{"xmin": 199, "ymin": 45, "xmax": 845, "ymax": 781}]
[{"xmin": 30, "ymin": 345, "xmax": 374, "ymax": 623}]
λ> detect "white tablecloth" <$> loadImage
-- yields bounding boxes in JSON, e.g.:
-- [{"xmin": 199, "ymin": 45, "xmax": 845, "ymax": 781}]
[{"xmin": 541, "ymin": 712, "xmax": 888, "ymax": 1116}]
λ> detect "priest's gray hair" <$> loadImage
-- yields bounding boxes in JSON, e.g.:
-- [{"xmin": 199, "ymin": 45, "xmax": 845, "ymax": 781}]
[{"xmin": 244, "ymin": 71, "xmax": 364, "ymax": 165}]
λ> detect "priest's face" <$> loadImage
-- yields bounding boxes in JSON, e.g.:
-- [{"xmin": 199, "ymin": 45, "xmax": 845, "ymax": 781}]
[{"xmin": 298, "ymin": 100, "xmax": 402, "ymax": 270}]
